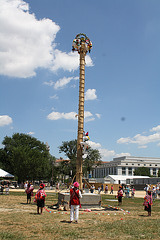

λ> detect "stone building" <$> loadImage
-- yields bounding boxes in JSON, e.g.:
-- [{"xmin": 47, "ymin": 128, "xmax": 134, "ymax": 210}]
[{"xmin": 91, "ymin": 156, "xmax": 160, "ymax": 178}]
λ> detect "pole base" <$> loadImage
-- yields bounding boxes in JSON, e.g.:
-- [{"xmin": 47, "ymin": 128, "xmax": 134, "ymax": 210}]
[{"xmin": 58, "ymin": 192, "xmax": 101, "ymax": 209}]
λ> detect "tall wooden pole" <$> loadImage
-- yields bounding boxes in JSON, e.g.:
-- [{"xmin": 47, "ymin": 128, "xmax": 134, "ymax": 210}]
[
  {"xmin": 76, "ymin": 42, "xmax": 87, "ymax": 190},
  {"xmin": 72, "ymin": 34, "xmax": 92, "ymax": 191}
]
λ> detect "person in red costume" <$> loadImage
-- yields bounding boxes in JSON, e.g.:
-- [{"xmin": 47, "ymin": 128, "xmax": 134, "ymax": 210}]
[
  {"xmin": 25, "ymin": 182, "xmax": 34, "ymax": 204},
  {"xmin": 34, "ymin": 183, "xmax": 46, "ymax": 214},
  {"xmin": 117, "ymin": 186, "xmax": 123, "ymax": 206},
  {"xmin": 70, "ymin": 182, "xmax": 82, "ymax": 223},
  {"xmin": 143, "ymin": 190, "xmax": 153, "ymax": 216}
]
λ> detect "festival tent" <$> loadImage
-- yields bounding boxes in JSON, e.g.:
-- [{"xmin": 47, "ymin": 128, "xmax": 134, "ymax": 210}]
[
  {"xmin": 104, "ymin": 175, "xmax": 150, "ymax": 184},
  {"xmin": 0, "ymin": 169, "xmax": 14, "ymax": 178}
]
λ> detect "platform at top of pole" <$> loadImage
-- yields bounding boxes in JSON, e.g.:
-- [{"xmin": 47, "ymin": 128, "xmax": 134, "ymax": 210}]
[{"xmin": 72, "ymin": 33, "xmax": 92, "ymax": 54}]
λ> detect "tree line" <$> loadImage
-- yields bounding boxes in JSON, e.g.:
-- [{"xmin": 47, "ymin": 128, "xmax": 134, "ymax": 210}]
[{"xmin": 0, "ymin": 133, "xmax": 101, "ymax": 183}]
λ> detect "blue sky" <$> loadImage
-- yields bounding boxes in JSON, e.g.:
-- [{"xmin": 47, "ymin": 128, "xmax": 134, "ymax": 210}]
[{"xmin": 0, "ymin": 0, "xmax": 160, "ymax": 161}]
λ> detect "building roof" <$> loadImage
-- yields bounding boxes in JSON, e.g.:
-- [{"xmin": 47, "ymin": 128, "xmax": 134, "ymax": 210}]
[
  {"xmin": 55, "ymin": 158, "xmax": 70, "ymax": 166},
  {"xmin": 0, "ymin": 169, "xmax": 14, "ymax": 178},
  {"xmin": 113, "ymin": 156, "xmax": 160, "ymax": 162},
  {"xmin": 104, "ymin": 175, "xmax": 150, "ymax": 181},
  {"xmin": 55, "ymin": 159, "xmax": 70, "ymax": 163}
]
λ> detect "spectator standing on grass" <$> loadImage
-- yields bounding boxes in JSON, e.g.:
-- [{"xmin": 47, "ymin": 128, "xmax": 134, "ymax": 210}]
[
  {"xmin": 101, "ymin": 184, "xmax": 104, "ymax": 192},
  {"xmin": 25, "ymin": 183, "xmax": 34, "ymax": 204},
  {"xmin": 143, "ymin": 190, "xmax": 153, "ymax": 217},
  {"xmin": 110, "ymin": 185, "xmax": 113, "ymax": 194},
  {"xmin": 90, "ymin": 185, "xmax": 95, "ymax": 193},
  {"xmin": 156, "ymin": 184, "xmax": 159, "ymax": 198},
  {"xmin": 152, "ymin": 186, "xmax": 156, "ymax": 200},
  {"xmin": 131, "ymin": 187, "xmax": 135, "ymax": 199},
  {"xmin": 24, "ymin": 181, "xmax": 28, "ymax": 190},
  {"xmin": 34, "ymin": 183, "xmax": 46, "ymax": 214},
  {"xmin": 56, "ymin": 182, "xmax": 59, "ymax": 191},
  {"xmin": 126, "ymin": 185, "xmax": 130, "ymax": 198},
  {"xmin": 5, "ymin": 184, "xmax": 9, "ymax": 195},
  {"xmin": 70, "ymin": 182, "xmax": 82, "ymax": 224},
  {"xmin": 105, "ymin": 185, "xmax": 108, "ymax": 194},
  {"xmin": 98, "ymin": 186, "xmax": 101, "ymax": 194},
  {"xmin": 1, "ymin": 181, "xmax": 4, "ymax": 195},
  {"xmin": 144, "ymin": 184, "xmax": 148, "ymax": 195},
  {"xmin": 117, "ymin": 186, "xmax": 123, "ymax": 206}
]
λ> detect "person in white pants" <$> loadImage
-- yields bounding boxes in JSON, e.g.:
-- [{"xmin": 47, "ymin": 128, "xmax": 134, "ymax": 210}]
[{"xmin": 70, "ymin": 182, "xmax": 82, "ymax": 223}]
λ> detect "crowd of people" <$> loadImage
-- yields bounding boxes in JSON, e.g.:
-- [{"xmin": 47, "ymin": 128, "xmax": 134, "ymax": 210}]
[
  {"xmin": 144, "ymin": 184, "xmax": 160, "ymax": 200},
  {"xmin": 89, "ymin": 184, "xmax": 114, "ymax": 194},
  {"xmin": 2, "ymin": 179, "xmax": 160, "ymax": 220},
  {"xmin": 0, "ymin": 181, "xmax": 10, "ymax": 195},
  {"xmin": 84, "ymin": 183, "xmax": 155, "ymax": 217}
]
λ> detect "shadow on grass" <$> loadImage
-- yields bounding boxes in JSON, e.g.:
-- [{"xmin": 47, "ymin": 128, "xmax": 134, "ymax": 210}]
[
  {"xmin": 20, "ymin": 203, "xmax": 35, "ymax": 205},
  {"xmin": 60, "ymin": 220, "xmax": 72, "ymax": 224},
  {"xmin": 101, "ymin": 207, "xmax": 119, "ymax": 211},
  {"xmin": 138, "ymin": 214, "xmax": 148, "ymax": 217},
  {"xmin": 47, "ymin": 204, "xmax": 58, "ymax": 209}
]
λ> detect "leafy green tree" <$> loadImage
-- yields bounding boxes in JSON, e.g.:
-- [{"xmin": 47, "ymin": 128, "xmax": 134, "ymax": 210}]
[
  {"xmin": 59, "ymin": 140, "xmax": 77, "ymax": 176},
  {"xmin": 0, "ymin": 148, "xmax": 6, "ymax": 169},
  {"xmin": 0, "ymin": 133, "xmax": 54, "ymax": 182},
  {"xmin": 48, "ymin": 155, "xmax": 57, "ymax": 185},
  {"xmin": 59, "ymin": 139, "xmax": 101, "ymax": 178},
  {"xmin": 56, "ymin": 160, "xmax": 71, "ymax": 182},
  {"xmin": 83, "ymin": 147, "xmax": 101, "ymax": 176},
  {"xmin": 134, "ymin": 167, "xmax": 150, "ymax": 176}
]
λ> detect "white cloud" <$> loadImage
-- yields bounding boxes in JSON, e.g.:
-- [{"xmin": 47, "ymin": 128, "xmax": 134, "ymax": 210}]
[
  {"xmin": 117, "ymin": 124, "xmax": 160, "ymax": 147},
  {"xmin": 47, "ymin": 110, "xmax": 96, "ymax": 122},
  {"xmin": 43, "ymin": 80, "xmax": 54, "ymax": 86},
  {"xmin": 44, "ymin": 76, "xmax": 78, "ymax": 90},
  {"xmin": 117, "ymin": 133, "xmax": 160, "ymax": 146},
  {"xmin": 88, "ymin": 140, "xmax": 130, "ymax": 161},
  {"xmin": 47, "ymin": 111, "xmax": 77, "ymax": 120},
  {"xmin": 85, "ymin": 55, "xmax": 94, "ymax": 67},
  {"xmin": 117, "ymin": 137, "xmax": 132, "ymax": 144},
  {"xmin": 96, "ymin": 113, "xmax": 101, "ymax": 119},
  {"xmin": 88, "ymin": 141, "xmax": 101, "ymax": 149},
  {"xmin": 150, "ymin": 125, "xmax": 160, "ymax": 132},
  {"xmin": 51, "ymin": 50, "xmax": 93, "ymax": 72},
  {"xmin": 138, "ymin": 145, "xmax": 147, "ymax": 149},
  {"xmin": 50, "ymin": 94, "xmax": 58, "ymax": 100},
  {"xmin": 51, "ymin": 50, "xmax": 79, "ymax": 72},
  {"xmin": 0, "ymin": 0, "xmax": 93, "ymax": 78},
  {"xmin": 88, "ymin": 141, "xmax": 115, "ymax": 159},
  {"xmin": 85, "ymin": 89, "xmax": 97, "ymax": 101},
  {"xmin": 115, "ymin": 152, "xmax": 131, "ymax": 158},
  {"xmin": 0, "ymin": 0, "xmax": 60, "ymax": 78},
  {"xmin": 85, "ymin": 117, "xmax": 95, "ymax": 123},
  {"xmin": 99, "ymin": 149, "xmax": 116, "ymax": 160},
  {"xmin": 54, "ymin": 76, "xmax": 78, "ymax": 90},
  {"xmin": 84, "ymin": 111, "xmax": 93, "ymax": 118},
  {"xmin": 0, "ymin": 115, "xmax": 12, "ymax": 127},
  {"xmin": 84, "ymin": 111, "xmax": 95, "ymax": 122},
  {"xmin": 27, "ymin": 131, "xmax": 35, "ymax": 135}
]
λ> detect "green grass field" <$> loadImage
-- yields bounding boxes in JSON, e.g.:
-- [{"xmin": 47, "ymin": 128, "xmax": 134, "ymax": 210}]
[{"xmin": 0, "ymin": 192, "xmax": 160, "ymax": 240}]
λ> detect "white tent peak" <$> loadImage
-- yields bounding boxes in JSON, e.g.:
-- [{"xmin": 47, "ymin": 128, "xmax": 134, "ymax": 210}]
[{"xmin": 0, "ymin": 169, "xmax": 14, "ymax": 178}]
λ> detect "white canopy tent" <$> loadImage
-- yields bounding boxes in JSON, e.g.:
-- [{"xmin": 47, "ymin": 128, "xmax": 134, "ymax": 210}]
[
  {"xmin": 104, "ymin": 175, "xmax": 150, "ymax": 184},
  {"xmin": 0, "ymin": 169, "xmax": 14, "ymax": 178}
]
